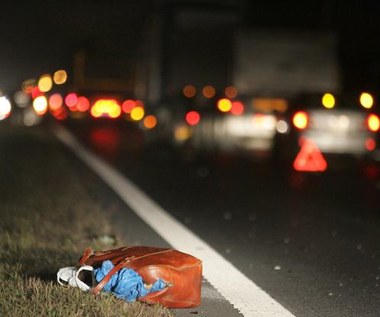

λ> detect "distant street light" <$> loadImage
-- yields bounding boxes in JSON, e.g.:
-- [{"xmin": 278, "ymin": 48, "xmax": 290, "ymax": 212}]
[
  {"xmin": 38, "ymin": 74, "xmax": 53, "ymax": 92},
  {"xmin": 360, "ymin": 92, "xmax": 374, "ymax": 109},
  {"xmin": 53, "ymin": 70, "xmax": 67, "ymax": 85}
]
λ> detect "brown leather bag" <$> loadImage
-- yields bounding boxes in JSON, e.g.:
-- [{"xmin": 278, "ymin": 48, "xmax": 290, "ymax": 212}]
[{"xmin": 78, "ymin": 246, "xmax": 202, "ymax": 308}]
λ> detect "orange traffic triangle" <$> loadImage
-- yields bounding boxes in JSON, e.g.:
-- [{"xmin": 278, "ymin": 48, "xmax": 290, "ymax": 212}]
[{"xmin": 293, "ymin": 139, "xmax": 327, "ymax": 172}]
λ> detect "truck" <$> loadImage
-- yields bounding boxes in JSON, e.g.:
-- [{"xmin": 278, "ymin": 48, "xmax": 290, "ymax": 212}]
[
  {"xmin": 188, "ymin": 28, "xmax": 342, "ymax": 157},
  {"xmin": 138, "ymin": 9, "xmax": 343, "ymax": 157},
  {"xmin": 233, "ymin": 28, "xmax": 341, "ymax": 98}
]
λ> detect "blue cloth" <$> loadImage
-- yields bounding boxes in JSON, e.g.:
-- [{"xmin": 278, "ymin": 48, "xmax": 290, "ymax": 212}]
[{"xmin": 93, "ymin": 260, "xmax": 167, "ymax": 302}]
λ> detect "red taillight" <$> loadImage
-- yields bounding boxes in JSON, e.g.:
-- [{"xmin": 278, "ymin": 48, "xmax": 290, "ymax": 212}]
[
  {"xmin": 366, "ymin": 113, "xmax": 380, "ymax": 132},
  {"xmin": 365, "ymin": 138, "xmax": 376, "ymax": 151},
  {"xmin": 65, "ymin": 93, "xmax": 78, "ymax": 109},
  {"xmin": 231, "ymin": 101, "xmax": 244, "ymax": 115},
  {"xmin": 76, "ymin": 96, "xmax": 90, "ymax": 112},
  {"xmin": 185, "ymin": 110, "xmax": 200, "ymax": 126},
  {"xmin": 293, "ymin": 111, "xmax": 309, "ymax": 130}
]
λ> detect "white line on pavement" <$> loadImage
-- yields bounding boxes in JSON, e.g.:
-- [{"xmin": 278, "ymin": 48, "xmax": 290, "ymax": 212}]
[{"xmin": 53, "ymin": 125, "xmax": 295, "ymax": 317}]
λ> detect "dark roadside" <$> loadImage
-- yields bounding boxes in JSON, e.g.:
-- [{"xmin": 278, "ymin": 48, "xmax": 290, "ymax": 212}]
[{"xmin": 0, "ymin": 123, "xmax": 242, "ymax": 317}]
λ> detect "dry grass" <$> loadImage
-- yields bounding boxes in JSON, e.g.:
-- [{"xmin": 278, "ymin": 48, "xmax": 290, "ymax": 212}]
[{"xmin": 0, "ymin": 126, "xmax": 173, "ymax": 317}]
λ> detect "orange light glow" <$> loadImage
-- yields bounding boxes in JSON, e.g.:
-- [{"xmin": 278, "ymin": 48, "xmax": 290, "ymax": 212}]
[
  {"xmin": 174, "ymin": 125, "xmax": 191, "ymax": 141},
  {"xmin": 367, "ymin": 114, "xmax": 380, "ymax": 132},
  {"xmin": 217, "ymin": 98, "xmax": 232, "ymax": 112},
  {"xmin": 143, "ymin": 115, "xmax": 157, "ymax": 129},
  {"xmin": 293, "ymin": 111, "xmax": 308, "ymax": 130},
  {"xmin": 225, "ymin": 86, "xmax": 238, "ymax": 98},
  {"xmin": 231, "ymin": 101, "xmax": 244, "ymax": 115},
  {"xmin": 76, "ymin": 96, "xmax": 90, "ymax": 112},
  {"xmin": 53, "ymin": 70, "xmax": 67, "ymax": 85},
  {"xmin": 91, "ymin": 99, "xmax": 121, "ymax": 118},
  {"xmin": 183, "ymin": 85, "xmax": 197, "ymax": 98},
  {"xmin": 49, "ymin": 93, "xmax": 63, "ymax": 111},
  {"xmin": 202, "ymin": 85, "xmax": 216, "ymax": 98},
  {"xmin": 252, "ymin": 98, "xmax": 288, "ymax": 113},
  {"xmin": 185, "ymin": 110, "xmax": 200, "ymax": 125}
]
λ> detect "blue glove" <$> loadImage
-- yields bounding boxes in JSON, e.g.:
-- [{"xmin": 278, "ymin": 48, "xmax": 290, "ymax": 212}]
[{"xmin": 94, "ymin": 260, "xmax": 167, "ymax": 302}]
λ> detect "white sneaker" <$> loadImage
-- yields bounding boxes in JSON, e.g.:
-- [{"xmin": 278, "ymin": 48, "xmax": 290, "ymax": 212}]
[{"xmin": 57, "ymin": 265, "xmax": 94, "ymax": 291}]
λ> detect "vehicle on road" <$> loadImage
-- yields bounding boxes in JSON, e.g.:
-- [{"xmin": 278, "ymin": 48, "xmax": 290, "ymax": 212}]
[{"xmin": 278, "ymin": 92, "xmax": 380, "ymax": 166}]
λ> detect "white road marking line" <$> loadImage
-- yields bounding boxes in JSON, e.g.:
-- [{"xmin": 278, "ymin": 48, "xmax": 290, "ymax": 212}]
[{"xmin": 54, "ymin": 125, "xmax": 295, "ymax": 317}]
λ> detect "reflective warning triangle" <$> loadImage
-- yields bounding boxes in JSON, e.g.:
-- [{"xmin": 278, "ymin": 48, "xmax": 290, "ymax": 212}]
[{"xmin": 293, "ymin": 139, "xmax": 327, "ymax": 172}]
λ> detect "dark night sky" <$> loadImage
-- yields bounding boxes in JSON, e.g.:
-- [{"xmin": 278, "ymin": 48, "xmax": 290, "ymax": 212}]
[
  {"xmin": 245, "ymin": 0, "xmax": 380, "ymax": 91},
  {"xmin": 0, "ymin": 0, "xmax": 152, "ymax": 93},
  {"xmin": 1, "ymin": 0, "xmax": 380, "ymax": 94}
]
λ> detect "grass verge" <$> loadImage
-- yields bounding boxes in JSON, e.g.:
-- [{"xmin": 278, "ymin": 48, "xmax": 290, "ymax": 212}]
[{"xmin": 0, "ymin": 125, "xmax": 173, "ymax": 317}]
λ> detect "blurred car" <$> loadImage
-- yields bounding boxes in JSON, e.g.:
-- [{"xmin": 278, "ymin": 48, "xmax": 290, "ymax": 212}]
[
  {"xmin": 171, "ymin": 96, "xmax": 288, "ymax": 159},
  {"xmin": 278, "ymin": 92, "xmax": 380, "ymax": 164},
  {"xmin": 191, "ymin": 111, "xmax": 278, "ymax": 154}
]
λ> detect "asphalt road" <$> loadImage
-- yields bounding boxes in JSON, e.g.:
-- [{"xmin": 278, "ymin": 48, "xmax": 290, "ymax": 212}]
[
  {"xmin": 0, "ymin": 122, "xmax": 243, "ymax": 317},
  {"xmin": 63, "ymin": 119, "xmax": 380, "ymax": 317},
  {"xmin": 4, "ymin": 120, "xmax": 380, "ymax": 316}
]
